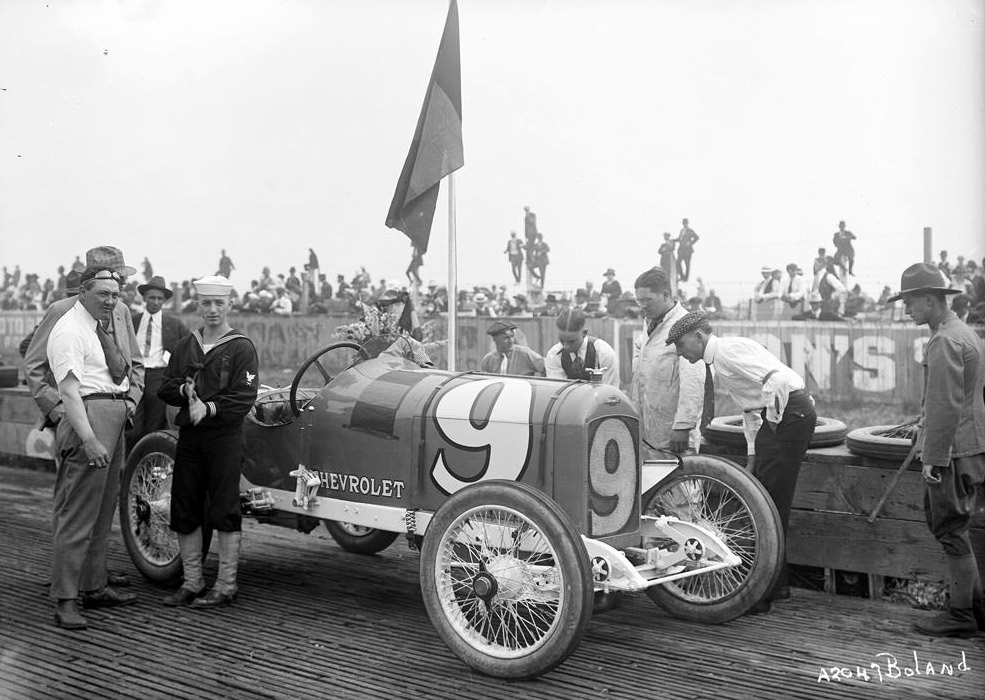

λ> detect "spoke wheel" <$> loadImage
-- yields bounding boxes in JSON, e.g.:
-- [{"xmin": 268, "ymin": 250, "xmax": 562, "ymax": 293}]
[
  {"xmin": 643, "ymin": 455, "xmax": 783, "ymax": 623},
  {"xmin": 119, "ymin": 430, "xmax": 212, "ymax": 585},
  {"xmin": 289, "ymin": 341, "xmax": 367, "ymax": 415},
  {"xmin": 420, "ymin": 481, "xmax": 593, "ymax": 680},
  {"xmin": 119, "ymin": 431, "xmax": 181, "ymax": 584},
  {"xmin": 325, "ymin": 521, "xmax": 399, "ymax": 555},
  {"xmin": 845, "ymin": 423, "xmax": 916, "ymax": 459}
]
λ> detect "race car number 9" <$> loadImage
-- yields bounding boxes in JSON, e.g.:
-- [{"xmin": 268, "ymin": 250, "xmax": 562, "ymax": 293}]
[{"xmin": 431, "ymin": 378, "xmax": 533, "ymax": 494}]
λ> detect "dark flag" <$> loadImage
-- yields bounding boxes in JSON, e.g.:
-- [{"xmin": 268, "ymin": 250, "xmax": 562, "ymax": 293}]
[{"xmin": 385, "ymin": 0, "xmax": 463, "ymax": 253}]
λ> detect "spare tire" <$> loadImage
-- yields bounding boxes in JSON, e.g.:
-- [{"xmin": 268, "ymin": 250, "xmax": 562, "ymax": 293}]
[
  {"xmin": 701, "ymin": 415, "xmax": 848, "ymax": 448},
  {"xmin": 845, "ymin": 424, "xmax": 915, "ymax": 459}
]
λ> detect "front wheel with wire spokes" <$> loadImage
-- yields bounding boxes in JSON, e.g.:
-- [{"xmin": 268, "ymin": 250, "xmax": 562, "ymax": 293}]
[
  {"xmin": 119, "ymin": 430, "xmax": 212, "ymax": 585},
  {"xmin": 643, "ymin": 454, "xmax": 783, "ymax": 623},
  {"xmin": 419, "ymin": 481, "xmax": 593, "ymax": 680}
]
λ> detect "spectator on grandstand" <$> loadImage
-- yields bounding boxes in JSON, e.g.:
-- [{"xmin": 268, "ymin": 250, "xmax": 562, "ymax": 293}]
[
  {"xmin": 782, "ymin": 264, "xmax": 807, "ymax": 314},
  {"xmin": 613, "ymin": 291, "xmax": 640, "ymax": 319},
  {"xmin": 702, "ymin": 289, "xmax": 723, "ymax": 319},
  {"xmin": 754, "ymin": 266, "xmax": 784, "ymax": 303},
  {"xmin": 970, "ymin": 260, "xmax": 985, "ymax": 304},
  {"xmin": 601, "ymin": 269, "xmax": 622, "ymax": 316},
  {"xmin": 473, "ymin": 293, "xmax": 496, "ymax": 317},
  {"xmin": 952, "ymin": 294, "xmax": 972, "ymax": 323},
  {"xmin": 271, "ymin": 287, "xmax": 293, "ymax": 316}
]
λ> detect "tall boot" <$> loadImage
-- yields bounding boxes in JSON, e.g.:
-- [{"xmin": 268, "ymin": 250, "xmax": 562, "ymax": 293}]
[
  {"xmin": 162, "ymin": 528, "xmax": 205, "ymax": 606},
  {"xmin": 192, "ymin": 530, "xmax": 240, "ymax": 609},
  {"xmin": 914, "ymin": 554, "xmax": 978, "ymax": 638}
]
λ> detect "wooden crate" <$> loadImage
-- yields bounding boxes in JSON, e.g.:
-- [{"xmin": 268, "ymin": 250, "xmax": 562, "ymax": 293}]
[{"xmin": 702, "ymin": 439, "xmax": 985, "ymax": 595}]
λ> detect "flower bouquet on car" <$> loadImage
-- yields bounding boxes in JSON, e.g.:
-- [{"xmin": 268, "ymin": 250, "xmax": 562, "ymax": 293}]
[{"xmin": 334, "ymin": 289, "xmax": 441, "ymax": 366}]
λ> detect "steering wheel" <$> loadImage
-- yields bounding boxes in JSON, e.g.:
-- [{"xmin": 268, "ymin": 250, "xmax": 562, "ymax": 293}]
[{"xmin": 289, "ymin": 341, "xmax": 367, "ymax": 416}]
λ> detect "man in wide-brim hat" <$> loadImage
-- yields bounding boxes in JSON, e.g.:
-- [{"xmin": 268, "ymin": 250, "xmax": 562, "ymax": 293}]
[
  {"xmin": 892, "ymin": 262, "xmax": 985, "ymax": 638},
  {"xmin": 130, "ymin": 275, "xmax": 189, "ymax": 444}
]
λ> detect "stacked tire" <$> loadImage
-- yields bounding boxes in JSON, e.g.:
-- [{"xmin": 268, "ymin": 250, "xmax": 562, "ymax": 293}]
[{"xmin": 701, "ymin": 415, "xmax": 848, "ymax": 449}]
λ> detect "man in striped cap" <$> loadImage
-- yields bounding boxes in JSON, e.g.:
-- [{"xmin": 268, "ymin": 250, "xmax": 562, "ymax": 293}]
[{"xmin": 667, "ymin": 311, "xmax": 816, "ymax": 614}]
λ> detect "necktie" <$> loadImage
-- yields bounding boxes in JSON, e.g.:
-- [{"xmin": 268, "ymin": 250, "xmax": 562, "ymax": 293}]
[
  {"xmin": 97, "ymin": 322, "xmax": 128, "ymax": 384},
  {"xmin": 499, "ymin": 353, "xmax": 508, "ymax": 375},
  {"xmin": 701, "ymin": 363, "xmax": 715, "ymax": 429},
  {"xmin": 569, "ymin": 353, "xmax": 585, "ymax": 378},
  {"xmin": 144, "ymin": 315, "xmax": 153, "ymax": 357}
]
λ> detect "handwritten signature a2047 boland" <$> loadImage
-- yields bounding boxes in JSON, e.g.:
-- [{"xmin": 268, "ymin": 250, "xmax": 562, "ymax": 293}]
[{"xmin": 817, "ymin": 651, "xmax": 972, "ymax": 684}]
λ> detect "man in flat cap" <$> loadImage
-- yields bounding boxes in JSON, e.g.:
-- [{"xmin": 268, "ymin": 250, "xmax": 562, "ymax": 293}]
[
  {"xmin": 158, "ymin": 275, "xmax": 258, "ymax": 609},
  {"xmin": 891, "ymin": 263, "xmax": 985, "ymax": 637},
  {"xmin": 43, "ymin": 247, "xmax": 145, "ymax": 628},
  {"xmin": 129, "ymin": 276, "xmax": 189, "ymax": 445},
  {"xmin": 667, "ymin": 311, "xmax": 815, "ymax": 614},
  {"xmin": 479, "ymin": 320, "xmax": 545, "ymax": 376}
]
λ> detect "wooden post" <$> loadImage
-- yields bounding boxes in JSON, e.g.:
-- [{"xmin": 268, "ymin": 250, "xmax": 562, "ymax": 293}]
[
  {"xmin": 923, "ymin": 227, "xmax": 932, "ymax": 264},
  {"xmin": 447, "ymin": 172, "xmax": 457, "ymax": 371}
]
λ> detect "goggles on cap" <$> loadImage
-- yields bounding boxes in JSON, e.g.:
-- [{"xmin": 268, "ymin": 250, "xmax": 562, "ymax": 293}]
[{"xmin": 89, "ymin": 269, "xmax": 125, "ymax": 284}]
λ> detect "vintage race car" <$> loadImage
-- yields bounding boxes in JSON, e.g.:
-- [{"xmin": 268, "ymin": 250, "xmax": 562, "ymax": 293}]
[{"xmin": 120, "ymin": 341, "xmax": 783, "ymax": 680}]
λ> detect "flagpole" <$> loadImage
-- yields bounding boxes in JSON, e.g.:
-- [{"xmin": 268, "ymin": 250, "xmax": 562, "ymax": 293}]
[{"xmin": 447, "ymin": 171, "xmax": 458, "ymax": 371}]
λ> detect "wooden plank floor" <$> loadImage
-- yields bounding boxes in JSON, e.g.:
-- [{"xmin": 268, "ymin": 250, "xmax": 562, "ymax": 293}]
[{"xmin": 1, "ymin": 464, "xmax": 982, "ymax": 700}]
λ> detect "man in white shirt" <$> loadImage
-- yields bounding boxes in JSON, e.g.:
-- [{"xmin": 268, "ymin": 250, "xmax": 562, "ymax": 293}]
[
  {"xmin": 271, "ymin": 287, "xmax": 293, "ymax": 316},
  {"xmin": 130, "ymin": 276, "xmax": 189, "ymax": 444},
  {"xmin": 629, "ymin": 267, "xmax": 705, "ymax": 457},
  {"xmin": 47, "ymin": 257, "xmax": 145, "ymax": 628},
  {"xmin": 668, "ymin": 311, "xmax": 816, "ymax": 615},
  {"xmin": 781, "ymin": 263, "xmax": 807, "ymax": 313},
  {"xmin": 544, "ymin": 309, "xmax": 619, "ymax": 387}
]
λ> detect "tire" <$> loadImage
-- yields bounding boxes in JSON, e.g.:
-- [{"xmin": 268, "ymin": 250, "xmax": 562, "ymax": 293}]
[
  {"xmin": 119, "ymin": 430, "xmax": 212, "ymax": 585},
  {"xmin": 643, "ymin": 454, "xmax": 784, "ymax": 623},
  {"xmin": 845, "ymin": 424, "xmax": 915, "ymax": 459},
  {"xmin": 419, "ymin": 480, "xmax": 593, "ymax": 680},
  {"xmin": 702, "ymin": 415, "xmax": 848, "ymax": 448},
  {"xmin": 325, "ymin": 521, "xmax": 399, "ymax": 555}
]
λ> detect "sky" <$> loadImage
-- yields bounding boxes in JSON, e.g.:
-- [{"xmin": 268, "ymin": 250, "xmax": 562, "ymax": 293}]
[{"xmin": 1, "ymin": 0, "xmax": 983, "ymax": 304}]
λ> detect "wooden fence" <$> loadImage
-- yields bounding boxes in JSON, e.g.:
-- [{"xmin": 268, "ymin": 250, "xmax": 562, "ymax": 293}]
[{"xmin": 3, "ymin": 311, "xmax": 982, "ymax": 404}]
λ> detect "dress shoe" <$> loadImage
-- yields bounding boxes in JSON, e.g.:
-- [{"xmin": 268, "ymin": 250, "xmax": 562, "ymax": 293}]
[
  {"xmin": 162, "ymin": 586, "xmax": 207, "ymax": 607},
  {"xmin": 190, "ymin": 588, "xmax": 238, "ymax": 609},
  {"xmin": 80, "ymin": 586, "xmax": 137, "ymax": 609},
  {"xmin": 54, "ymin": 599, "xmax": 88, "ymax": 629},
  {"xmin": 773, "ymin": 586, "xmax": 791, "ymax": 601},
  {"xmin": 108, "ymin": 572, "xmax": 131, "ymax": 587},
  {"xmin": 913, "ymin": 609, "xmax": 977, "ymax": 638},
  {"xmin": 746, "ymin": 600, "xmax": 771, "ymax": 616}
]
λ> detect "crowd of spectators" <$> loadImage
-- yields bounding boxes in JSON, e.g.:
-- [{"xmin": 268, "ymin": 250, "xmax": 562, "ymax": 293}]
[{"xmin": 4, "ymin": 243, "xmax": 984, "ymax": 324}]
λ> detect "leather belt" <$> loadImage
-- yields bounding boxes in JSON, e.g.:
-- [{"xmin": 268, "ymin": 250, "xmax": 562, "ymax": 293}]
[{"xmin": 82, "ymin": 392, "xmax": 128, "ymax": 401}]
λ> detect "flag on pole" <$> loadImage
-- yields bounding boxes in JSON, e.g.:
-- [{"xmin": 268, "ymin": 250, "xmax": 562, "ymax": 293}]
[{"xmin": 385, "ymin": 0, "xmax": 463, "ymax": 253}]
